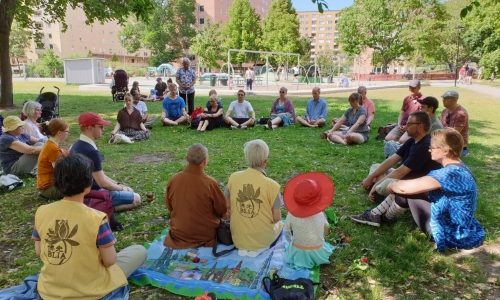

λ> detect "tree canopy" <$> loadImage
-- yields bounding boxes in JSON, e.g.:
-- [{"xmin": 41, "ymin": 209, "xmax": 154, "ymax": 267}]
[
  {"xmin": 223, "ymin": 0, "xmax": 262, "ymax": 64},
  {"xmin": 191, "ymin": 21, "xmax": 225, "ymax": 69},
  {"xmin": 261, "ymin": 0, "xmax": 302, "ymax": 64},
  {"xmin": 0, "ymin": 0, "xmax": 155, "ymax": 108}
]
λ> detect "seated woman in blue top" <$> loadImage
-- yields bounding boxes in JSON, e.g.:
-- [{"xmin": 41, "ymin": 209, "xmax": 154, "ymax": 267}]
[
  {"xmin": 387, "ymin": 128, "xmax": 484, "ymax": 252},
  {"xmin": 266, "ymin": 87, "xmax": 296, "ymax": 129},
  {"xmin": 161, "ymin": 83, "xmax": 189, "ymax": 126},
  {"xmin": 197, "ymin": 91, "xmax": 225, "ymax": 132},
  {"xmin": 323, "ymin": 92, "xmax": 369, "ymax": 145}
]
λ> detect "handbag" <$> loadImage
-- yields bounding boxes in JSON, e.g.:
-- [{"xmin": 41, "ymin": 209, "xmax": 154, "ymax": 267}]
[
  {"xmin": 212, "ymin": 219, "xmax": 236, "ymax": 257},
  {"xmin": 262, "ymin": 272, "xmax": 319, "ymax": 300}
]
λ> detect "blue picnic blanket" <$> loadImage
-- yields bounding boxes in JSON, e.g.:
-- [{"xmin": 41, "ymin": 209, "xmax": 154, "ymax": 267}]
[{"xmin": 129, "ymin": 229, "xmax": 320, "ymax": 299}]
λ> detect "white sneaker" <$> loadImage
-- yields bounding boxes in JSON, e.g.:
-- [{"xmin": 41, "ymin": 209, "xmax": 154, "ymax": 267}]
[
  {"xmin": 241, "ymin": 125, "xmax": 248, "ymax": 129},
  {"xmin": 230, "ymin": 125, "xmax": 238, "ymax": 129}
]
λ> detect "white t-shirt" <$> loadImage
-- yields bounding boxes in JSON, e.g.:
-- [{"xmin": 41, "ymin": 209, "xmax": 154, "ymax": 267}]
[
  {"xmin": 227, "ymin": 100, "xmax": 254, "ymax": 118},
  {"xmin": 284, "ymin": 212, "xmax": 328, "ymax": 247},
  {"xmin": 133, "ymin": 101, "xmax": 148, "ymax": 117}
]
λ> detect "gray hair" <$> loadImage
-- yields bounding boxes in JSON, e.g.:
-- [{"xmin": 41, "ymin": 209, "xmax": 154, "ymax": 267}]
[
  {"xmin": 182, "ymin": 57, "xmax": 191, "ymax": 64},
  {"xmin": 187, "ymin": 143, "xmax": 208, "ymax": 165},
  {"xmin": 22, "ymin": 101, "xmax": 41, "ymax": 118},
  {"xmin": 357, "ymin": 86, "xmax": 367, "ymax": 93},
  {"xmin": 244, "ymin": 139, "xmax": 269, "ymax": 168}
]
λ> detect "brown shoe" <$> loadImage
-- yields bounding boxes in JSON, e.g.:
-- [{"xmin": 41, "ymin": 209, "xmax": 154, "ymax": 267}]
[{"xmin": 320, "ymin": 132, "xmax": 328, "ymax": 139}]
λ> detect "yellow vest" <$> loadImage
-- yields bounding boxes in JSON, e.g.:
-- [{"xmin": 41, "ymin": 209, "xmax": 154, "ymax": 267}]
[
  {"xmin": 228, "ymin": 168, "xmax": 282, "ymax": 250},
  {"xmin": 35, "ymin": 200, "xmax": 127, "ymax": 299}
]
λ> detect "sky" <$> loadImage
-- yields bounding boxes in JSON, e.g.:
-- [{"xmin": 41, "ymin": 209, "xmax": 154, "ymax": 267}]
[{"xmin": 291, "ymin": 0, "xmax": 353, "ymax": 12}]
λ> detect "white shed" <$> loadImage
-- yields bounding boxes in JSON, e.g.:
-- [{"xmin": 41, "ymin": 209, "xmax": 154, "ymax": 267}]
[{"xmin": 64, "ymin": 58, "xmax": 106, "ymax": 84}]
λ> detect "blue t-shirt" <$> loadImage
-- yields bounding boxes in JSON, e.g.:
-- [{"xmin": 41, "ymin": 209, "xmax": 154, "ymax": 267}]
[
  {"xmin": 428, "ymin": 164, "xmax": 485, "ymax": 251},
  {"xmin": 70, "ymin": 140, "xmax": 103, "ymax": 190},
  {"xmin": 162, "ymin": 96, "xmax": 185, "ymax": 119},
  {"xmin": 305, "ymin": 98, "xmax": 327, "ymax": 120},
  {"xmin": 396, "ymin": 135, "xmax": 441, "ymax": 179},
  {"xmin": 0, "ymin": 133, "xmax": 31, "ymax": 174}
]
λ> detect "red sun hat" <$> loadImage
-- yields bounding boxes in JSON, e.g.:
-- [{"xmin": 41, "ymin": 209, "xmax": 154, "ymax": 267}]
[{"xmin": 283, "ymin": 172, "xmax": 334, "ymax": 218}]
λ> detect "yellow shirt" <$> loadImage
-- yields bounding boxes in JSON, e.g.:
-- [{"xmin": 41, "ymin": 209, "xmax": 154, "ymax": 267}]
[
  {"xmin": 34, "ymin": 200, "xmax": 127, "ymax": 299},
  {"xmin": 228, "ymin": 168, "xmax": 282, "ymax": 250}
]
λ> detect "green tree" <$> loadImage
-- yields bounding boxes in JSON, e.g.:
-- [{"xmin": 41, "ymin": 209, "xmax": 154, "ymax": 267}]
[
  {"xmin": 224, "ymin": 0, "xmax": 262, "ymax": 65},
  {"xmin": 119, "ymin": 0, "xmax": 196, "ymax": 66},
  {"xmin": 9, "ymin": 21, "xmax": 31, "ymax": 74},
  {"xmin": 337, "ymin": 0, "xmax": 445, "ymax": 73},
  {"xmin": 191, "ymin": 21, "xmax": 224, "ymax": 69},
  {"xmin": 261, "ymin": 0, "xmax": 301, "ymax": 65},
  {"xmin": 0, "ymin": 0, "xmax": 154, "ymax": 108},
  {"xmin": 33, "ymin": 49, "xmax": 64, "ymax": 78},
  {"xmin": 462, "ymin": 0, "xmax": 500, "ymax": 78}
]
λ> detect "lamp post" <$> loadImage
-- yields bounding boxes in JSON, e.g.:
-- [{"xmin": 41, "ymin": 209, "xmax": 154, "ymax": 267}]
[{"xmin": 454, "ymin": 26, "xmax": 464, "ymax": 87}]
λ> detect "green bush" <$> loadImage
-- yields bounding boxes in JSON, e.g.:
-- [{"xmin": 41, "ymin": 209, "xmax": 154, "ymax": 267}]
[{"xmin": 32, "ymin": 50, "xmax": 64, "ymax": 78}]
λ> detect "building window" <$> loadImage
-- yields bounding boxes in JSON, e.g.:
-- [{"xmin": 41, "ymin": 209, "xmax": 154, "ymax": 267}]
[
  {"xmin": 199, "ymin": 18, "xmax": 204, "ymax": 24},
  {"xmin": 131, "ymin": 59, "xmax": 135, "ymax": 63},
  {"xmin": 49, "ymin": 44, "xmax": 53, "ymax": 49},
  {"xmin": 199, "ymin": 5, "xmax": 204, "ymax": 12},
  {"xmin": 48, "ymin": 33, "xmax": 52, "ymax": 39}
]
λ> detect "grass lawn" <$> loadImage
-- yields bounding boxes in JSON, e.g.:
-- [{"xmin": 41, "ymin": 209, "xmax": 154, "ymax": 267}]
[{"xmin": 1, "ymin": 82, "xmax": 499, "ymax": 299}]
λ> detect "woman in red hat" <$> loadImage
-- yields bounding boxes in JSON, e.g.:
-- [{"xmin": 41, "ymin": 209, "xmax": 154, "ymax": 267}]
[{"xmin": 283, "ymin": 172, "xmax": 335, "ymax": 269}]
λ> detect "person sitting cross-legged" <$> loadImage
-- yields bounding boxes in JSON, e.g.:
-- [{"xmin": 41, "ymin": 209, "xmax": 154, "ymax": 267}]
[
  {"xmin": 32, "ymin": 154, "xmax": 147, "ymax": 299},
  {"xmin": 164, "ymin": 144, "xmax": 227, "ymax": 248},
  {"xmin": 70, "ymin": 112, "xmax": 141, "ymax": 212},
  {"xmin": 197, "ymin": 94, "xmax": 225, "ymax": 132},
  {"xmin": 224, "ymin": 90, "xmax": 256, "ymax": 129},
  {"xmin": 111, "ymin": 93, "xmax": 150, "ymax": 141},
  {"xmin": 161, "ymin": 83, "xmax": 189, "ymax": 126},
  {"xmin": 295, "ymin": 87, "xmax": 327, "ymax": 128},
  {"xmin": 440, "ymin": 90, "xmax": 469, "ymax": 156},
  {"xmin": 266, "ymin": 87, "xmax": 296, "ymax": 129},
  {"xmin": 322, "ymin": 92, "xmax": 369, "ymax": 145}
]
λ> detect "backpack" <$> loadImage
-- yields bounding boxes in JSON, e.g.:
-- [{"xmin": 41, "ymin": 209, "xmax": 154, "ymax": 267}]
[
  {"xmin": 376, "ymin": 124, "xmax": 397, "ymax": 140},
  {"xmin": 262, "ymin": 273, "xmax": 318, "ymax": 300},
  {"xmin": 84, "ymin": 190, "xmax": 123, "ymax": 231}
]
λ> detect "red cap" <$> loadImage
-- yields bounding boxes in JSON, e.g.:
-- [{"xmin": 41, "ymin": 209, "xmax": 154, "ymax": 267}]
[
  {"xmin": 284, "ymin": 172, "xmax": 335, "ymax": 218},
  {"xmin": 78, "ymin": 112, "xmax": 112, "ymax": 127}
]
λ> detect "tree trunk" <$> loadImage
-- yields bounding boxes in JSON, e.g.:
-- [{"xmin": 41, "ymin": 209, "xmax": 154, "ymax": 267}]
[{"xmin": 0, "ymin": 0, "xmax": 16, "ymax": 108}]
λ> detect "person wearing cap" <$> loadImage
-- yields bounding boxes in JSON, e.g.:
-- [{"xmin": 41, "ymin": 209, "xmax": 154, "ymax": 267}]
[
  {"xmin": 296, "ymin": 87, "xmax": 327, "ymax": 128},
  {"xmin": 385, "ymin": 80, "xmax": 423, "ymax": 142},
  {"xmin": 70, "ymin": 112, "xmax": 141, "ymax": 212},
  {"xmin": 0, "ymin": 115, "xmax": 43, "ymax": 176},
  {"xmin": 440, "ymin": 90, "xmax": 469, "ymax": 157},
  {"xmin": 384, "ymin": 96, "xmax": 443, "ymax": 158},
  {"xmin": 354, "ymin": 111, "xmax": 441, "ymax": 227},
  {"xmin": 154, "ymin": 77, "xmax": 167, "ymax": 99},
  {"xmin": 176, "ymin": 57, "xmax": 197, "ymax": 115},
  {"xmin": 164, "ymin": 144, "xmax": 227, "ymax": 249},
  {"xmin": 225, "ymin": 139, "xmax": 282, "ymax": 256},
  {"xmin": 283, "ymin": 172, "xmax": 335, "ymax": 269}
]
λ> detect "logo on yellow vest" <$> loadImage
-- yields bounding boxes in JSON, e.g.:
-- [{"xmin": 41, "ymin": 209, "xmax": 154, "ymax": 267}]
[
  {"xmin": 44, "ymin": 220, "xmax": 80, "ymax": 265},
  {"xmin": 236, "ymin": 184, "xmax": 263, "ymax": 218}
]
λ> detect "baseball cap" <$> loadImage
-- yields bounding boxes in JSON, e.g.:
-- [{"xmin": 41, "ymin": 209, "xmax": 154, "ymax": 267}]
[
  {"xmin": 78, "ymin": 112, "xmax": 112, "ymax": 127},
  {"xmin": 409, "ymin": 80, "xmax": 421, "ymax": 88},
  {"xmin": 418, "ymin": 96, "xmax": 439, "ymax": 110},
  {"xmin": 442, "ymin": 90, "xmax": 459, "ymax": 99}
]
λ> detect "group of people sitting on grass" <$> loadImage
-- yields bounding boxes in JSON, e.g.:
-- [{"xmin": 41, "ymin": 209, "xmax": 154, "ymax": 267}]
[{"xmin": 0, "ymin": 79, "xmax": 485, "ymax": 299}]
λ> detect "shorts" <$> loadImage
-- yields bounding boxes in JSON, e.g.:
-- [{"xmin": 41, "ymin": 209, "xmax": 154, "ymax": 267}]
[
  {"xmin": 233, "ymin": 117, "xmax": 251, "ymax": 125},
  {"xmin": 340, "ymin": 129, "xmax": 369, "ymax": 142},
  {"xmin": 110, "ymin": 191, "xmax": 135, "ymax": 206}
]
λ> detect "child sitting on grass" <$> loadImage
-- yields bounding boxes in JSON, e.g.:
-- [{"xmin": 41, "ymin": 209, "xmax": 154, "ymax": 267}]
[
  {"xmin": 283, "ymin": 172, "xmax": 335, "ymax": 269},
  {"xmin": 32, "ymin": 154, "xmax": 147, "ymax": 299}
]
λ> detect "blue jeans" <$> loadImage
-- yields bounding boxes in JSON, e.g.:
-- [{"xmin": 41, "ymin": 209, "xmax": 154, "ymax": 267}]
[{"xmin": 110, "ymin": 191, "xmax": 135, "ymax": 206}]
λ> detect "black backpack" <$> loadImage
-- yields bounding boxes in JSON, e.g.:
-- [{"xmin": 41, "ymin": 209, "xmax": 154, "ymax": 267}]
[{"xmin": 262, "ymin": 273, "xmax": 318, "ymax": 300}]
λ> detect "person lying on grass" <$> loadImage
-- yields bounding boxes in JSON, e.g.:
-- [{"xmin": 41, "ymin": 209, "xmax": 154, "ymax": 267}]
[{"xmin": 32, "ymin": 154, "xmax": 147, "ymax": 299}]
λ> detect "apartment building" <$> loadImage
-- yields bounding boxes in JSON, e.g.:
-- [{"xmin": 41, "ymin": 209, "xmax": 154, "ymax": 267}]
[
  {"xmin": 297, "ymin": 10, "xmax": 341, "ymax": 60},
  {"xmin": 195, "ymin": 0, "xmax": 271, "ymax": 26}
]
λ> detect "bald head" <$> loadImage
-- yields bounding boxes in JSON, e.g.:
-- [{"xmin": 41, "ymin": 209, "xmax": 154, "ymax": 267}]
[{"xmin": 312, "ymin": 87, "xmax": 321, "ymax": 100}]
